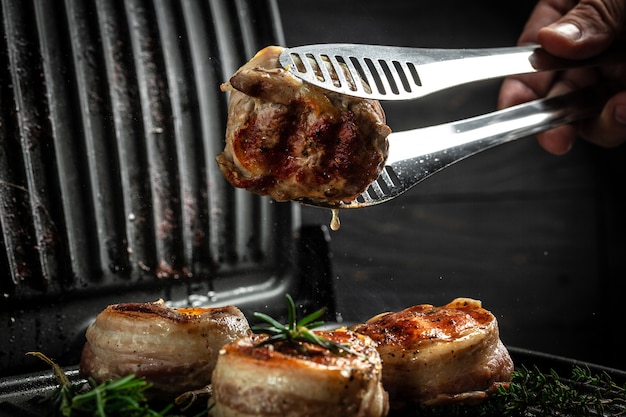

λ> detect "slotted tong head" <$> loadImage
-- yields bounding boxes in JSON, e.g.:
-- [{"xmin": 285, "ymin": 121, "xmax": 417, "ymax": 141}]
[{"xmin": 278, "ymin": 43, "xmax": 624, "ymax": 208}]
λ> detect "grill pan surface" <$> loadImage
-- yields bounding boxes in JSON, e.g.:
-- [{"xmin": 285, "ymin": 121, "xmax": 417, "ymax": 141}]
[
  {"xmin": 1, "ymin": 347, "xmax": 625, "ymax": 416},
  {"xmin": 1, "ymin": 0, "xmax": 338, "ymax": 378}
]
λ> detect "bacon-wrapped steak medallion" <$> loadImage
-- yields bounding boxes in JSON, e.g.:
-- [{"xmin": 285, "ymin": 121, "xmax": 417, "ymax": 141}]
[
  {"xmin": 210, "ymin": 329, "xmax": 389, "ymax": 417},
  {"xmin": 352, "ymin": 298, "xmax": 514, "ymax": 408},
  {"xmin": 79, "ymin": 301, "xmax": 251, "ymax": 398},
  {"xmin": 217, "ymin": 46, "xmax": 391, "ymax": 204}
]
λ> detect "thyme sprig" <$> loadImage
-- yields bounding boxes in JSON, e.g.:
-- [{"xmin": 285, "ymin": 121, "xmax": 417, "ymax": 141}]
[
  {"xmin": 252, "ymin": 294, "xmax": 363, "ymax": 357},
  {"xmin": 414, "ymin": 365, "xmax": 626, "ymax": 417}
]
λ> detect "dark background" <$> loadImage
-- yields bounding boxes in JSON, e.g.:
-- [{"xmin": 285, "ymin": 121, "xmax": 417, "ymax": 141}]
[{"xmin": 277, "ymin": 0, "xmax": 626, "ymax": 370}]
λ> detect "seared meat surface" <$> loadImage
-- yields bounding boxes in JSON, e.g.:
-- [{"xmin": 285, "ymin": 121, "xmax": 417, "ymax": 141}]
[
  {"xmin": 217, "ymin": 46, "xmax": 391, "ymax": 204},
  {"xmin": 79, "ymin": 301, "xmax": 251, "ymax": 398},
  {"xmin": 352, "ymin": 298, "xmax": 513, "ymax": 408},
  {"xmin": 210, "ymin": 328, "xmax": 389, "ymax": 417}
]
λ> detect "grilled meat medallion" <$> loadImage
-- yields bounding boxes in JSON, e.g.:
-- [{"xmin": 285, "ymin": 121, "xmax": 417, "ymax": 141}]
[
  {"xmin": 210, "ymin": 329, "xmax": 389, "ymax": 417},
  {"xmin": 217, "ymin": 45, "xmax": 391, "ymax": 204},
  {"xmin": 351, "ymin": 298, "xmax": 513, "ymax": 408},
  {"xmin": 79, "ymin": 301, "xmax": 251, "ymax": 398}
]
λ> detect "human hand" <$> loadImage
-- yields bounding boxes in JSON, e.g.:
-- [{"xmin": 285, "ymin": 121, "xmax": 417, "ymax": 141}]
[{"xmin": 497, "ymin": 0, "xmax": 626, "ymax": 155}]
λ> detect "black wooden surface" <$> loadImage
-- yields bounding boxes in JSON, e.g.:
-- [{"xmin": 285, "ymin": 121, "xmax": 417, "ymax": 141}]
[{"xmin": 277, "ymin": 0, "xmax": 626, "ymax": 370}]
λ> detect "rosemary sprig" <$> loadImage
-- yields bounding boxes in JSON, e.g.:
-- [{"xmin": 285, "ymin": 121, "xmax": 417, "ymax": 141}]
[
  {"xmin": 27, "ymin": 352, "xmax": 206, "ymax": 417},
  {"xmin": 27, "ymin": 352, "xmax": 78, "ymax": 414},
  {"xmin": 252, "ymin": 294, "xmax": 363, "ymax": 357},
  {"xmin": 65, "ymin": 374, "xmax": 170, "ymax": 417}
]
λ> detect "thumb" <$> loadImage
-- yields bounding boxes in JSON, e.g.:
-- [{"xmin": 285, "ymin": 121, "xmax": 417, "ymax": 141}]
[{"xmin": 537, "ymin": 0, "xmax": 626, "ymax": 59}]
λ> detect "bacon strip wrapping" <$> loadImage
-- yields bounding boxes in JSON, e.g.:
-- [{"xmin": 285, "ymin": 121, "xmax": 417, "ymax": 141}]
[{"xmin": 210, "ymin": 329, "xmax": 389, "ymax": 417}]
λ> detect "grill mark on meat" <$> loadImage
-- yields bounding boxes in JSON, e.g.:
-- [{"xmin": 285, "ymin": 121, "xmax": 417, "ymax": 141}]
[
  {"xmin": 107, "ymin": 301, "xmax": 246, "ymax": 325},
  {"xmin": 228, "ymin": 101, "xmax": 383, "ymax": 200}
]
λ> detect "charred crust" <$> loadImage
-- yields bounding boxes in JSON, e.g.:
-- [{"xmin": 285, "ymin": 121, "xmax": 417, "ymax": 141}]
[{"xmin": 106, "ymin": 301, "xmax": 235, "ymax": 324}]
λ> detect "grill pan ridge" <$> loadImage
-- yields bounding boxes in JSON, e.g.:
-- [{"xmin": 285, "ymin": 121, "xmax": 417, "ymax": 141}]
[{"xmin": 0, "ymin": 0, "xmax": 335, "ymax": 378}]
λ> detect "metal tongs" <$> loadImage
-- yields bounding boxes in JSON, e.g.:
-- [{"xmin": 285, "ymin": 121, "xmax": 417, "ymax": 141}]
[{"xmin": 278, "ymin": 43, "xmax": 624, "ymax": 208}]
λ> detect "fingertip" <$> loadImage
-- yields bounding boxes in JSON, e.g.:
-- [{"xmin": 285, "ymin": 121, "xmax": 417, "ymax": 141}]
[
  {"xmin": 536, "ymin": 126, "xmax": 576, "ymax": 155},
  {"xmin": 545, "ymin": 22, "xmax": 582, "ymax": 42},
  {"xmin": 582, "ymin": 92, "xmax": 626, "ymax": 148},
  {"xmin": 613, "ymin": 102, "xmax": 626, "ymax": 126},
  {"xmin": 537, "ymin": 24, "xmax": 584, "ymax": 58},
  {"xmin": 537, "ymin": 11, "xmax": 617, "ymax": 59},
  {"xmin": 498, "ymin": 78, "xmax": 540, "ymax": 109}
]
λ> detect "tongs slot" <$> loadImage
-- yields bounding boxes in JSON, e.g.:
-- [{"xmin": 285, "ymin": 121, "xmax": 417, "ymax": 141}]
[{"xmin": 392, "ymin": 60, "xmax": 414, "ymax": 93}]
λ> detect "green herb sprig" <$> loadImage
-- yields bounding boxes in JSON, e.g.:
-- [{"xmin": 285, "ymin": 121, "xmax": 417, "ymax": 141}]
[
  {"xmin": 252, "ymin": 294, "xmax": 363, "ymax": 357},
  {"xmin": 414, "ymin": 365, "xmax": 626, "ymax": 417},
  {"xmin": 27, "ymin": 352, "xmax": 206, "ymax": 417}
]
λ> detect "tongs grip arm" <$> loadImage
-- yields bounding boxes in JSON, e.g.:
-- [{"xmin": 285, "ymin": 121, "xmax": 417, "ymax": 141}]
[
  {"xmin": 387, "ymin": 84, "xmax": 609, "ymax": 175},
  {"xmin": 280, "ymin": 43, "xmax": 626, "ymax": 100}
]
